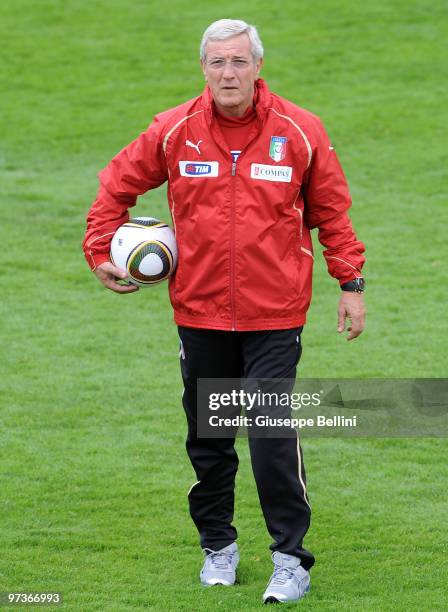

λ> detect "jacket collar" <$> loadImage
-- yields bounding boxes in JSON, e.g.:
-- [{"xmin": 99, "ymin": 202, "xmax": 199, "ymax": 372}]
[{"xmin": 201, "ymin": 78, "xmax": 271, "ymax": 124}]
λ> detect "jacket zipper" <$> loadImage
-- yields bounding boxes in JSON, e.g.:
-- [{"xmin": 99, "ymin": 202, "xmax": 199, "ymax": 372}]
[
  {"xmin": 230, "ymin": 159, "xmax": 237, "ymax": 331},
  {"xmin": 213, "ymin": 120, "xmax": 262, "ymax": 332},
  {"xmin": 228, "ymin": 129, "xmax": 261, "ymax": 331}
]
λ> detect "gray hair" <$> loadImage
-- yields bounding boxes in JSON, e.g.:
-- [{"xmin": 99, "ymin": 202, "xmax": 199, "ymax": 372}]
[{"xmin": 200, "ymin": 19, "xmax": 264, "ymax": 62}]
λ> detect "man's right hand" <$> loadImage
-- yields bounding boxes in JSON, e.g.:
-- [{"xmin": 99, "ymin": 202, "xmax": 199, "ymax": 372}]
[{"xmin": 94, "ymin": 262, "xmax": 139, "ymax": 294}]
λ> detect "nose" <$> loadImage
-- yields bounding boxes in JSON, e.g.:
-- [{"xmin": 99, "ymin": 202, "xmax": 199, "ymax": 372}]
[{"xmin": 222, "ymin": 61, "xmax": 237, "ymax": 78}]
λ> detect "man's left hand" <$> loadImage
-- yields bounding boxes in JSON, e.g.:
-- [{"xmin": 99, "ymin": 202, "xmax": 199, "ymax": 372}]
[{"xmin": 337, "ymin": 292, "xmax": 366, "ymax": 341}]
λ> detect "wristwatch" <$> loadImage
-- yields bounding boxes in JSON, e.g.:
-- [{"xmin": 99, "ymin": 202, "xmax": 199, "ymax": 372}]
[{"xmin": 340, "ymin": 277, "xmax": 365, "ymax": 293}]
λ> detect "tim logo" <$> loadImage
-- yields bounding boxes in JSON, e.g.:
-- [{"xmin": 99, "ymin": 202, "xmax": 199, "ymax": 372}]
[
  {"xmin": 179, "ymin": 161, "xmax": 219, "ymax": 177},
  {"xmin": 186, "ymin": 163, "xmax": 211, "ymax": 175}
]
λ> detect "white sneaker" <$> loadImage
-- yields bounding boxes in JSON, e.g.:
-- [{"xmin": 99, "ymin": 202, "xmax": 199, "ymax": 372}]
[
  {"xmin": 200, "ymin": 542, "xmax": 239, "ymax": 586},
  {"xmin": 262, "ymin": 551, "xmax": 310, "ymax": 604}
]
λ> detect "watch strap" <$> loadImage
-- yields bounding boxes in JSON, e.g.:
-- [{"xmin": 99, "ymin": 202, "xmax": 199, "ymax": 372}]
[{"xmin": 340, "ymin": 277, "xmax": 365, "ymax": 292}]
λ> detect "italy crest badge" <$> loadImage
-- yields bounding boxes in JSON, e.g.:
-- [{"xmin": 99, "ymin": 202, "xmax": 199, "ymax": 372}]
[{"xmin": 269, "ymin": 136, "xmax": 287, "ymax": 162}]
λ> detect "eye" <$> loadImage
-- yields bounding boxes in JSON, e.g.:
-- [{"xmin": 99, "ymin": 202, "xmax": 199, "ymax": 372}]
[{"xmin": 209, "ymin": 59, "xmax": 225, "ymax": 68}]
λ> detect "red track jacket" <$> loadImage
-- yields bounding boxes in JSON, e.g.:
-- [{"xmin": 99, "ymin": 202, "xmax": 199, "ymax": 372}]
[{"xmin": 83, "ymin": 79, "xmax": 365, "ymax": 331}]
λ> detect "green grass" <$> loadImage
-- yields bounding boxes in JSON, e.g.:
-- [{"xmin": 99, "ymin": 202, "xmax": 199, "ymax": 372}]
[{"xmin": 1, "ymin": 0, "xmax": 447, "ymax": 610}]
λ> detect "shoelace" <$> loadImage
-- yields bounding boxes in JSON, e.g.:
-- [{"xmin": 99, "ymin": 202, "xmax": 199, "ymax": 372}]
[
  {"xmin": 270, "ymin": 566, "xmax": 296, "ymax": 586},
  {"xmin": 204, "ymin": 549, "xmax": 234, "ymax": 570}
]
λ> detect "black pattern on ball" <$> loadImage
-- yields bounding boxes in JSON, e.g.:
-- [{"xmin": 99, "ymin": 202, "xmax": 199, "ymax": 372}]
[
  {"xmin": 126, "ymin": 240, "xmax": 172, "ymax": 284},
  {"xmin": 125, "ymin": 217, "xmax": 168, "ymax": 228}
]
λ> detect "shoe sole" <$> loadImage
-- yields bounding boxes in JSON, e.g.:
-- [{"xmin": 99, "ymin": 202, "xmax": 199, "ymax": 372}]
[{"xmin": 263, "ymin": 584, "xmax": 310, "ymax": 604}]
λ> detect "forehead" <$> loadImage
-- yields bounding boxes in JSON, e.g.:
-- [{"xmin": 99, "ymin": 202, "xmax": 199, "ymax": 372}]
[{"xmin": 205, "ymin": 33, "xmax": 252, "ymax": 58}]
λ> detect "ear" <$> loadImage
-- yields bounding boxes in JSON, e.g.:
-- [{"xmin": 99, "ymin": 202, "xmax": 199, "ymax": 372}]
[
  {"xmin": 255, "ymin": 57, "xmax": 264, "ymax": 76},
  {"xmin": 200, "ymin": 59, "xmax": 207, "ymax": 80}
]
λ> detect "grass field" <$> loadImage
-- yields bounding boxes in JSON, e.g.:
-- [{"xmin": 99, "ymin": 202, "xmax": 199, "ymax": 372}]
[{"xmin": 1, "ymin": 0, "xmax": 447, "ymax": 610}]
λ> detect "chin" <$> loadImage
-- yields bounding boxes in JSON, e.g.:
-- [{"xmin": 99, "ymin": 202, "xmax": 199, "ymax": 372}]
[{"xmin": 218, "ymin": 95, "xmax": 242, "ymax": 108}]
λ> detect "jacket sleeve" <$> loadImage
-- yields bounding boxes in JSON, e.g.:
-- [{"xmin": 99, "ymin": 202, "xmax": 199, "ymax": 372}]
[
  {"xmin": 303, "ymin": 116, "xmax": 365, "ymax": 285},
  {"xmin": 82, "ymin": 116, "xmax": 168, "ymax": 270}
]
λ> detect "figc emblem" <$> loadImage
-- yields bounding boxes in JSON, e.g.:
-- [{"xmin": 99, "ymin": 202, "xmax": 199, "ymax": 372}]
[{"xmin": 269, "ymin": 136, "xmax": 288, "ymax": 162}]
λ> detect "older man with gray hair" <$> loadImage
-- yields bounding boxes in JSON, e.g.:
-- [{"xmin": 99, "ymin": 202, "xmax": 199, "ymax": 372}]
[{"xmin": 83, "ymin": 18, "xmax": 366, "ymax": 605}]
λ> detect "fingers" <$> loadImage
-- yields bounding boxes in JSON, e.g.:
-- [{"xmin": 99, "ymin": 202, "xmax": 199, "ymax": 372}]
[
  {"xmin": 346, "ymin": 317, "xmax": 364, "ymax": 341},
  {"xmin": 93, "ymin": 262, "xmax": 139, "ymax": 293},
  {"xmin": 96, "ymin": 261, "xmax": 128, "ymax": 280},
  {"xmin": 108, "ymin": 265, "xmax": 128, "ymax": 280},
  {"xmin": 337, "ymin": 307, "xmax": 346, "ymax": 333},
  {"xmin": 346, "ymin": 309, "xmax": 366, "ymax": 340},
  {"xmin": 337, "ymin": 293, "xmax": 366, "ymax": 340},
  {"xmin": 103, "ymin": 279, "xmax": 140, "ymax": 294}
]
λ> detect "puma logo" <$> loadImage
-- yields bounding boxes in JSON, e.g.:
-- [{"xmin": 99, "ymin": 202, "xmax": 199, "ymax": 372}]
[{"xmin": 185, "ymin": 139, "xmax": 203, "ymax": 155}]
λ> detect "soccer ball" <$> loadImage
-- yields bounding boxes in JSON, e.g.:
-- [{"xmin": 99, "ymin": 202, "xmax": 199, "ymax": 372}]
[{"xmin": 110, "ymin": 217, "xmax": 178, "ymax": 287}]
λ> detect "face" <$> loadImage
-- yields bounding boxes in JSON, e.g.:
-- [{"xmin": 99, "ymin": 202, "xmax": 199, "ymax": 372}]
[{"xmin": 202, "ymin": 34, "xmax": 263, "ymax": 117}]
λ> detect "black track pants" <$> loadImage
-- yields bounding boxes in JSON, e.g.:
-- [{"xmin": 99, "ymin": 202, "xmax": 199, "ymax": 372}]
[{"xmin": 178, "ymin": 326, "xmax": 315, "ymax": 571}]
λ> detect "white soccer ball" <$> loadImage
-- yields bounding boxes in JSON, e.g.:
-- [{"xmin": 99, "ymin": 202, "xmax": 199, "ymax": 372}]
[{"xmin": 110, "ymin": 217, "xmax": 178, "ymax": 287}]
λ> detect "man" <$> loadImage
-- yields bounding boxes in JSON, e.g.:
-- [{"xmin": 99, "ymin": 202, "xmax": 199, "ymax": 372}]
[{"xmin": 83, "ymin": 19, "xmax": 366, "ymax": 604}]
